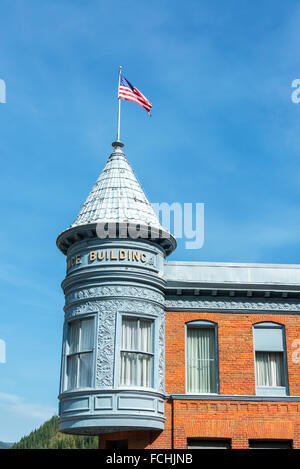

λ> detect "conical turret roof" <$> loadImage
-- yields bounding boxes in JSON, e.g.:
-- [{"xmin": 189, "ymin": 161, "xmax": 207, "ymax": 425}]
[
  {"xmin": 72, "ymin": 141, "xmax": 163, "ymax": 230},
  {"xmin": 57, "ymin": 141, "xmax": 176, "ymax": 256}
]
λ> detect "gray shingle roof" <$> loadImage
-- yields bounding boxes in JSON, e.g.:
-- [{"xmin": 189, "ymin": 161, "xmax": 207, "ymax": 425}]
[
  {"xmin": 71, "ymin": 141, "xmax": 164, "ymax": 231},
  {"xmin": 57, "ymin": 141, "xmax": 176, "ymax": 255}
]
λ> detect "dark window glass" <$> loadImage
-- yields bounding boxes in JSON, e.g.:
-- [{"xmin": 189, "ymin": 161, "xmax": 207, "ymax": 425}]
[
  {"xmin": 187, "ymin": 438, "xmax": 231, "ymax": 449},
  {"xmin": 249, "ymin": 439, "xmax": 292, "ymax": 449}
]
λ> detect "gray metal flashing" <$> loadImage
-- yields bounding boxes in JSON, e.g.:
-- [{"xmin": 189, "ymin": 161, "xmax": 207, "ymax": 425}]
[
  {"xmin": 164, "ymin": 261, "xmax": 300, "ymax": 291},
  {"xmin": 58, "ymin": 388, "xmax": 166, "ymax": 400},
  {"xmin": 59, "ymin": 414, "xmax": 165, "ymax": 435},
  {"xmin": 166, "ymin": 261, "xmax": 300, "ymax": 268}
]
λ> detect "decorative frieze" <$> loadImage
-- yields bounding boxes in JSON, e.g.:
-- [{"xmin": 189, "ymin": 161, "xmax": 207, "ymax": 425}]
[
  {"xmin": 178, "ymin": 401, "xmax": 300, "ymax": 413},
  {"xmin": 165, "ymin": 297, "xmax": 300, "ymax": 313},
  {"xmin": 97, "ymin": 310, "xmax": 116, "ymax": 388},
  {"xmin": 65, "ymin": 285, "xmax": 164, "ymax": 306},
  {"xmin": 65, "ymin": 298, "xmax": 163, "ymax": 320},
  {"xmin": 158, "ymin": 313, "xmax": 165, "ymax": 393}
]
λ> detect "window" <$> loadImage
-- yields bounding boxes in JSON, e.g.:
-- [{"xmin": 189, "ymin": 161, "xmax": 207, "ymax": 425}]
[
  {"xmin": 66, "ymin": 317, "xmax": 94, "ymax": 390},
  {"xmin": 187, "ymin": 438, "xmax": 231, "ymax": 449},
  {"xmin": 249, "ymin": 439, "xmax": 292, "ymax": 449},
  {"xmin": 120, "ymin": 317, "xmax": 154, "ymax": 388},
  {"xmin": 186, "ymin": 321, "xmax": 218, "ymax": 393},
  {"xmin": 253, "ymin": 322, "xmax": 287, "ymax": 396}
]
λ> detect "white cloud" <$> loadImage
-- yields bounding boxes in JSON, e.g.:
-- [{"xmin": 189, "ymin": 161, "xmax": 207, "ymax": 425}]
[{"xmin": 0, "ymin": 392, "xmax": 56, "ymax": 421}]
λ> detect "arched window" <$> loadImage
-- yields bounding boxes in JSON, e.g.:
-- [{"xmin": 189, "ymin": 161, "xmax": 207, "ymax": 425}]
[
  {"xmin": 186, "ymin": 321, "xmax": 218, "ymax": 394},
  {"xmin": 253, "ymin": 322, "xmax": 288, "ymax": 396}
]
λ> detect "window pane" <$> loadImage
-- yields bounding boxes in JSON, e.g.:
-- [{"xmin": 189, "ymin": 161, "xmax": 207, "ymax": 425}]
[
  {"xmin": 122, "ymin": 318, "xmax": 138, "ymax": 350},
  {"xmin": 69, "ymin": 321, "xmax": 80, "ymax": 354},
  {"xmin": 120, "ymin": 352, "xmax": 137, "ymax": 386},
  {"xmin": 66, "ymin": 355, "xmax": 78, "ymax": 390},
  {"xmin": 80, "ymin": 318, "xmax": 94, "ymax": 352},
  {"xmin": 256, "ymin": 352, "xmax": 284, "ymax": 387},
  {"xmin": 139, "ymin": 320, "xmax": 153, "ymax": 353},
  {"xmin": 187, "ymin": 327, "xmax": 216, "ymax": 393},
  {"xmin": 120, "ymin": 318, "xmax": 154, "ymax": 388},
  {"xmin": 254, "ymin": 327, "xmax": 284, "ymax": 352},
  {"xmin": 79, "ymin": 352, "xmax": 93, "ymax": 387},
  {"xmin": 138, "ymin": 354, "xmax": 153, "ymax": 387}
]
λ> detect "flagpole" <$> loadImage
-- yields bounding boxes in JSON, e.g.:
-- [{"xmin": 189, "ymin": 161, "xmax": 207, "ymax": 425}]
[{"xmin": 117, "ymin": 66, "xmax": 122, "ymax": 141}]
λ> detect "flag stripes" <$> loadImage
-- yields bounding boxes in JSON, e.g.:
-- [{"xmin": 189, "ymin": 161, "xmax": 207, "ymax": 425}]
[{"xmin": 118, "ymin": 74, "xmax": 152, "ymax": 115}]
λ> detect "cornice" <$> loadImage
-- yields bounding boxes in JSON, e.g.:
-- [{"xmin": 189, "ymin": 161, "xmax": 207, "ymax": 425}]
[{"xmin": 165, "ymin": 296, "xmax": 300, "ymax": 313}]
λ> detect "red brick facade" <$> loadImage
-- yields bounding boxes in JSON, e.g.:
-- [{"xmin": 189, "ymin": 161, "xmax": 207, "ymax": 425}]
[{"xmin": 99, "ymin": 311, "xmax": 300, "ymax": 449}]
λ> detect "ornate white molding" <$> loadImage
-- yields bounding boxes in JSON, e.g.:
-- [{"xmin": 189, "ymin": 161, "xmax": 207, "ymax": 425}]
[
  {"xmin": 165, "ymin": 297, "xmax": 300, "ymax": 313},
  {"xmin": 97, "ymin": 310, "xmax": 115, "ymax": 388},
  {"xmin": 158, "ymin": 313, "xmax": 165, "ymax": 393},
  {"xmin": 65, "ymin": 297, "xmax": 165, "ymax": 391},
  {"xmin": 65, "ymin": 285, "xmax": 164, "ymax": 306},
  {"xmin": 65, "ymin": 298, "xmax": 163, "ymax": 320}
]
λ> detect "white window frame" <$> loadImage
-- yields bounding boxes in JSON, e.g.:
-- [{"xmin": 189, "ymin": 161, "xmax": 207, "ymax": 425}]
[
  {"xmin": 118, "ymin": 314, "xmax": 155, "ymax": 389},
  {"xmin": 64, "ymin": 315, "xmax": 96, "ymax": 391}
]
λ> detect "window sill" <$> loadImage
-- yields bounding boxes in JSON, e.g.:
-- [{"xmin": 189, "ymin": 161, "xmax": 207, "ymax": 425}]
[
  {"xmin": 119, "ymin": 386, "xmax": 155, "ymax": 392},
  {"xmin": 63, "ymin": 387, "xmax": 93, "ymax": 393},
  {"xmin": 168, "ymin": 393, "xmax": 298, "ymax": 401}
]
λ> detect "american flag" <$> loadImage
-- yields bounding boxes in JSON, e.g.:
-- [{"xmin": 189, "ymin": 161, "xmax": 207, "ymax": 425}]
[{"xmin": 118, "ymin": 74, "xmax": 152, "ymax": 115}]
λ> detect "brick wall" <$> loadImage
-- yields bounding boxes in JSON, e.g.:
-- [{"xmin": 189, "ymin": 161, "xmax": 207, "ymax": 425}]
[
  {"xmin": 165, "ymin": 311, "xmax": 300, "ymax": 396},
  {"xmin": 99, "ymin": 311, "xmax": 300, "ymax": 449}
]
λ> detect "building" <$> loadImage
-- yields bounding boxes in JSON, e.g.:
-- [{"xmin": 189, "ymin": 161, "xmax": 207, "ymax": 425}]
[{"xmin": 56, "ymin": 140, "xmax": 300, "ymax": 449}]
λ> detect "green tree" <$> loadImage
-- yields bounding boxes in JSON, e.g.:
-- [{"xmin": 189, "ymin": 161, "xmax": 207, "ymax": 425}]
[{"xmin": 11, "ymin": 416, "xmax": 98, "ymax": 449}]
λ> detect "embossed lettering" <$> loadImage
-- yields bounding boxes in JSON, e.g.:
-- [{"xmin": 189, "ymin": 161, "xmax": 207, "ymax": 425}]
[
  {"xmin": 97, "ymin": 250, "xmax": 104, "ymax": 261},
  {"xmin": 90, "ymin": 251, "xmax": 96, "ymax": 262},
  {"xmin": 119, "ymin": 249, "xmax": 126, "ymax": 260},
  {"xmin": 132, "ymin": 250, "xmax": 139, "ymax": 261},
  {"xmin": 76, "ymin": 255, "xmax": 81, "ymax": 265}
]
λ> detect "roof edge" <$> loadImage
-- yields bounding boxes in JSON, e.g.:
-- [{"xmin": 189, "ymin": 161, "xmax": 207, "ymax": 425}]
[{"xmin": 56, "ymin": 222, "xmax": 177, "ymax": 257}]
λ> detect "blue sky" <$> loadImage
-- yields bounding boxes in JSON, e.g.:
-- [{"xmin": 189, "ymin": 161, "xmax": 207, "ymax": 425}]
[{"xmin": 1, "ymin": 0, "xmax": 300, "ymax": 441}]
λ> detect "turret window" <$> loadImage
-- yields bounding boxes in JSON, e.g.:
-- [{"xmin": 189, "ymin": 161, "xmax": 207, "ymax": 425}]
[
  {"xmin": 66, "ymin": 317, "xmax": 94, "ymax": 390},
  {"xmin": 120, "ymin": 317, "xmax": 154, "ymax": 388}
]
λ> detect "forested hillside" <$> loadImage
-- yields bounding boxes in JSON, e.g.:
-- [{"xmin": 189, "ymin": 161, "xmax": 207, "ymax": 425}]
[
  {"xmin": 0, "ymin": 442, "xmax": 13, "ymax": 449},
  {"xmin": 11, "ymin": 416, "xmax": 98, "ymax": 449}
]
